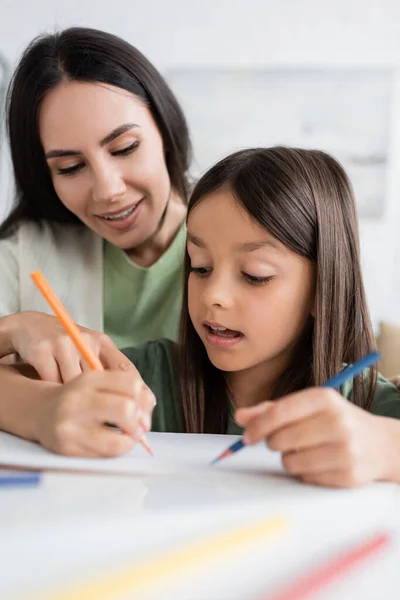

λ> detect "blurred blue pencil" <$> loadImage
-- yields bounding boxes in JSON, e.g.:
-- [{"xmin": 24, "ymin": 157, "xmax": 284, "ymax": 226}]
[
  {"xmin": 210, "ymin": 350, "xmax": 381, "ymax": 465},
  {"xmin": 0, "ymin": 470, "xmax": 41, "ymax": 487}
]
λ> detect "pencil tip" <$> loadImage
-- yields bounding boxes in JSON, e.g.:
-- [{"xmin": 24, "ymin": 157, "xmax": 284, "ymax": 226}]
[
  {"xmin": 142, "ymin": 442, "xmax": 154, "ymax": 457},
  {"xmin": 209, "ymin": 449, "xmax": 231, "ymax": 466}
]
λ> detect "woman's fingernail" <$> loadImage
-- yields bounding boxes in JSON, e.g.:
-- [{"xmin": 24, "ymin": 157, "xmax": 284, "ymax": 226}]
[{"xmin": 134, "ymin": 425, "xmax": 145, "ymax": 441}]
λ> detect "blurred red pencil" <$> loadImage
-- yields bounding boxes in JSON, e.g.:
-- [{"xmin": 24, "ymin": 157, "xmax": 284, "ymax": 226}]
[{"xmin": 259, "ymin": 532, "xmax": 390, "ymax": 600}]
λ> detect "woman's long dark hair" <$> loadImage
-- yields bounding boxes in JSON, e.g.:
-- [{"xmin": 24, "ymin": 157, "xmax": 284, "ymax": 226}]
[
  {"xmin": 0, "ymin": 27, "xmax": 191, "ymax": 237},
  {"xmin": 178, "ymin": 147, "xmax": 377, "ymax": 433}
]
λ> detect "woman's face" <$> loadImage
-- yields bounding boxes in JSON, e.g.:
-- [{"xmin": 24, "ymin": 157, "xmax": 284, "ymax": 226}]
[{"xmin": 40, "ymin": 80, "xmax": 172, "ymax": 250}]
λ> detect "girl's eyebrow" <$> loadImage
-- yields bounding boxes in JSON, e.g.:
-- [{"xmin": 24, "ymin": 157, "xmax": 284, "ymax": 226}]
[
  {"xmin": 45, "ymin": 123, "xmax": 140, "ymax": 159},
  {"xmin": 187, "ymin": 233, "xmax": 284, "ymax": 254}
]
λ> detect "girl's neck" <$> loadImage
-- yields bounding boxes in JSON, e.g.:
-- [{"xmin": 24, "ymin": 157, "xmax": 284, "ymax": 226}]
[
  {"xmin": 227, "ymin": 354, "xmax": 291, "ymax": 408},
  {"xmin": 126, "ymin": 190, "xmax": 186, "ymax": 267}
]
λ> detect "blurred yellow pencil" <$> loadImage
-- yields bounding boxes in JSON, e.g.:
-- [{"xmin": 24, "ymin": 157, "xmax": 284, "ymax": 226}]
[
  {"xmin": 30, "ymin": 270, "xmax": 153, "ymax": 456},
  {"xmin": 29, "ymin": 515, "xmax": 288, "ymax": 600}
]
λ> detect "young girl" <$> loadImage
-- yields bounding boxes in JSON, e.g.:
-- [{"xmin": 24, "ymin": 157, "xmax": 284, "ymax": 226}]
[
  {"xmin": 0, "ymin": 26, "xmax": 191, "ymax": 380},
  {"xmin": 1, "ymin": 147, "xmax": 400, "ymax": 488}
]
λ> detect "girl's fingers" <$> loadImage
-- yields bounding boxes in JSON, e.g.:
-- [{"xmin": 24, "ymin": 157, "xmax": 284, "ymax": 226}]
[
  {"xmin": 282, "ymin": 442, "xmax": 347, "ymax": 476},
  {"xmin": 267, "ymin": 412, "xmax": 342, "ymax": 453},
  {"xmin": 77, "ymin": 426, "xmax": 136, "ymax": 458},
  {"xmin": 301, "ymin": 470, "xmax": 363, "ymax": 489},
  {"xmin": 93, "ymin": 395, "xmax": 141, "ymax": 437},
  {"xmin": 243, "ymin": 388, "xmax": 342, "ymax": 444},
  {"xmin": 235, "ymin": 401, "xmax": 273, "ymax": 426}
]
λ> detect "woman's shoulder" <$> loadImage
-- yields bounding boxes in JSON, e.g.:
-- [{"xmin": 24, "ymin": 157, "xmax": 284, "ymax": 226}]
[{"xmin": 6, "ymin": 220, "xmax": 94, "ymax": 243}]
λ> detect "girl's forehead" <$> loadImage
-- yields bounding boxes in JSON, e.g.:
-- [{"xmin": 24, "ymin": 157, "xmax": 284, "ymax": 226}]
[
  {"xmin": 188, "ymin": 189, "xmax": 263, "ymax": 235},
  {"xmin": 187, "ymin": 190, "xmax": 287, "ymax": 254}
]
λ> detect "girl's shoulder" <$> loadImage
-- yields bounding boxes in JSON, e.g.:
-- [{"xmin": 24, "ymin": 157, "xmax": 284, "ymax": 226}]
[
  {"xmin": 122, "ymin": 339, "xmax": 184, "ymax": 432},
  {"xmin": 342, "ymin": 371, "xmax": 400, "ymax": 418},
  {"xmin": 370, "ymin": 372, "xmax": 400, "ymax": 418}
]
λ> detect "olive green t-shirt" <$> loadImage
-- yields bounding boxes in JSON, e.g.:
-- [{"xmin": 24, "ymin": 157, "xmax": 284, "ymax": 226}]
[
  {"xmin": 103, "ymin": 224, "xmax": 186, "ymax": 349},
  {"xmin": 122, "ymin": 339, "xmax": 400, "ymax": 433}
]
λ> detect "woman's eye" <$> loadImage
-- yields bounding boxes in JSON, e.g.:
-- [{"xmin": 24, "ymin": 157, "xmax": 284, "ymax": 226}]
[
  {"xmin": 57, "ymin": 163, "xmax": 84, "ymax": 176},
  {"xmin": 189, "ymin": 266, "xmax": 212, "ymax": 277},
  {"xmin": 243, "ymin": 273, "xmax": 274, "ymax": 285},
  {"xmin": 112, "ymin": 142, "xmax": 139, "ymax": 156}
]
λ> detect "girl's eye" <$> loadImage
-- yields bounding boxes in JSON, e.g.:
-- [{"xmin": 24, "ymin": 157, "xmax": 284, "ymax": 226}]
[
  {"xmin": 189, "ymin": 266, "xmax": 212, "ymax": 277},
  {"xmin": 112, "ymin": 141, "xmax": 139, "ymax": 156},
  {"xmin": 57, "ymin": 163, "xmax": 85, "ymax": 176},
  {"xmin": 243, "ymin": 273, "xmax": 274, "ymax": 285}
]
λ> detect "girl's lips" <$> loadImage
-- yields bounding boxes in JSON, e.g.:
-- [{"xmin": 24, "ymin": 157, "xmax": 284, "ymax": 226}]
[
  {"xmin": 203, "ymin": 324, "xmax": 244, "ymax": 348},
  {"xmin": 97, "ymin": 199, "xmax": 143, "ymax": 231}
]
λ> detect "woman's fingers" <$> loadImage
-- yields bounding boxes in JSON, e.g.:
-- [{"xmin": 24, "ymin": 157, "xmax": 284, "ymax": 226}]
[
  {"xmin": 98, "ymin": 334, "xmax": 136, "ymax": 372},
  {"xmin": 31, "ymin": 352, "xmax": 62, "ymax": 383}
]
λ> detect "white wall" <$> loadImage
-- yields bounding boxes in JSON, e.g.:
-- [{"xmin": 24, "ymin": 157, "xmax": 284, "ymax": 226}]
[{"xmin": 1, "ymin": 0, "xmax": 399, "ymax": 327}]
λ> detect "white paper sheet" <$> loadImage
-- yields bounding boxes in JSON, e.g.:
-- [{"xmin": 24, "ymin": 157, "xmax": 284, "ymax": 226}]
[{"xmin": 0, "ymin": 431, "xmax": 283, "ymax": 476}]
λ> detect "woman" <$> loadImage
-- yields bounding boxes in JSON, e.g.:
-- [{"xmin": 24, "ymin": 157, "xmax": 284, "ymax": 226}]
[{"xmin": 0, "ymin": 26, "xmax": 191, "ymax": 379}]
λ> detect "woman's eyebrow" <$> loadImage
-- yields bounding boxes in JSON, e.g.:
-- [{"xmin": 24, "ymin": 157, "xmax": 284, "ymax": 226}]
[{"xmin": 45, "ymin": 123, "xmax": 140, "ymax": 159}]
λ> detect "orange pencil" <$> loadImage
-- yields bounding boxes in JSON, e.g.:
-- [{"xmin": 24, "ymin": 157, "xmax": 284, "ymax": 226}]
[{"xmin": 30, "ymin": 270, "xmax": 153, "ymax": 457}]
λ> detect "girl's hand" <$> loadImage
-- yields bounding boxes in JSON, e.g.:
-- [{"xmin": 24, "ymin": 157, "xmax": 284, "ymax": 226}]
[
  {"xmin": 235, "ymin": 388, "xmax": 388, "ymax": 488},
  {"xmin": 35, "ymin": 367, "xmax": 155, "ymax": 457},
  {"xmin": 1, "ymin": 311, "xmax": 131, "ymax": 383}
]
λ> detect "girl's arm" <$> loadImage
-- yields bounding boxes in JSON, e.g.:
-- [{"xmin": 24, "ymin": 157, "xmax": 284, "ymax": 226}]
[
  {"xmin": 0, "ymin": 364, "xmax": 54, "ymax": 442},
  {"xmin": 0, "ymin": 363, "xmax": 155, "ymax": 457}
]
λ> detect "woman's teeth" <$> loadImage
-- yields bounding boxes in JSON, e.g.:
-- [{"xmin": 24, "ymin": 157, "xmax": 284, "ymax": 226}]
[{"xmin": 102, "ymin": 205, "xmax": 136, "ymax": 221}]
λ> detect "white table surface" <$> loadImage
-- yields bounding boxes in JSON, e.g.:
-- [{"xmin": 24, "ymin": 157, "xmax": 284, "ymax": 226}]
[{"xmin": 0, "ymin": 432, "xmax": 399, "ymax": 600}]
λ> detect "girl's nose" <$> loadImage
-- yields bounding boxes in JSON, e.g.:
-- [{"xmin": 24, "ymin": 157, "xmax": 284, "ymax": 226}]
[{"xmin": 202, "ymin": 273, "xmax": 234, "ymax": 309}]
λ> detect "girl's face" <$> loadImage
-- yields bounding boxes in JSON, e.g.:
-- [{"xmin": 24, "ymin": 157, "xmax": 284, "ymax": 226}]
[
  {"xmin": 40, "ymin": 81, "xmax": 173, "ymax": 250},
  {"xmin": 187, "ymin": 188, "xmax": 315, "ymax": 380}
]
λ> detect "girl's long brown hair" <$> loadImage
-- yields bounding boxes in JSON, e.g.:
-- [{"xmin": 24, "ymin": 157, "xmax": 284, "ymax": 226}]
[{"xmin": 178, "ymin": 147, "xmax": 377, "ymax": 433}]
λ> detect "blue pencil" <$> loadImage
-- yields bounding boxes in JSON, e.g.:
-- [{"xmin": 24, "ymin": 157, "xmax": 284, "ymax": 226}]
[
  {"xmin": 210, "ymin": 350, "xmax": 381, "ymax": 465},
  {"xmin": 0, "ymin": 471, "xmax": 41, "ymax": 487}
]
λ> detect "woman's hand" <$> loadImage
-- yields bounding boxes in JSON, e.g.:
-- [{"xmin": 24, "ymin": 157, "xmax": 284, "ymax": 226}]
[
  {"xmin": 0, "ymin": 311, "xmax": 130, "ymax": 382},
  {"xmin": 35, "ymin": 367, "xmax": 155, "ymax": 457},
  {"xmin": 235, "ymin": 388, "xmax": 389, "ymax": 488}
]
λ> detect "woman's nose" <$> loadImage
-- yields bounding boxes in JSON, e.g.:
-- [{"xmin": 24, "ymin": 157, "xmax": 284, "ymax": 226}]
[{"xmin": 92, "ymin": 167, "xmax": 126, "ymax": 204}]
